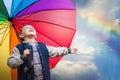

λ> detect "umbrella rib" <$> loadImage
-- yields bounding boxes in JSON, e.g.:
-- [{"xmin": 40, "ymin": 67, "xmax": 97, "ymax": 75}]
[
  {"xmin": 40, "ymin": 20, "xmax": 76, "ymax": 31},
  {"xmin": 42, "ymin": 20, "xmax": 75, "ymax": 31},
  {"xmin": 0, "ymin": 16, "xmax": 5, "ymax": 19},
  {"xmin": 0, "ymin": 0, "xmax": 9, "ymax": 17},
  {"xmin": 14, "ymin": 19, "xmax": 76, "ymax": 31},
  {"xmin": 36, "ymin": 29, "xmax": 63, "ymax": 46},
  {"xmin": 15, "ymin": 2, "xmax": 37, "ymax": 17},
  {"xmin": 15, "ymin": 9, "xmax": 76, "ymax": 18},
  {"xmin": 0, "ymin": 12, "xmax": 8, "ymax": 19},
  {"xmin": 12, "ymin": 0, "xmax": 24, "ymax": 17},
  {"xmin": 34, "ymin": 9, "xmax": 76, "ymax": 13},
  {"xmin": 10, "ymin": 0, "xmax": 14, "ymax": 16},
  {"xmin": 0, "ymin": 23, "xmax": 10, "ymax": 46},
  {"xmin": 0, "ymin": 23, "xmax": 8, "ymax": 30},
  {"xmin": 0, "ymin": 28, "xmax": 8, "ymax": 35},
  {"xmin": 13, "ymin": 0, "xmax": 39, "ymax": 17},
  {"xmin": 0, "ymin": 30, "xmax": 9, "ymax": 46},
  {"xmin": 12, "ymin": 23, "xmax": 22, "ymax": 42}
]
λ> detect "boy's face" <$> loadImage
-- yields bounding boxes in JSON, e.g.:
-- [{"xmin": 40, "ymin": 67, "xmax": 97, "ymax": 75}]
[{"xmin": 19, "ymin": 25, "xmax": 36, "ymax": 38}]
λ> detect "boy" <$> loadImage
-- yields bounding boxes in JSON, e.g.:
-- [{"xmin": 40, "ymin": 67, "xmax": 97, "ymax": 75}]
[{"xmin": 7, "ymin": 25, "xmax": 77, "ymax": 80}]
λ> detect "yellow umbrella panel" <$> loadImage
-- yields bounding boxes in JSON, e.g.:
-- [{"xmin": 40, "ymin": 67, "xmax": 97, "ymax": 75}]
[{"xmin": 0, "ymin": 22, "xmax": 20, "ymax": 80}]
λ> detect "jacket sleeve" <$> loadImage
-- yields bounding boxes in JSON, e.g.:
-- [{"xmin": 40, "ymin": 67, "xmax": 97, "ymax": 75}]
[
  {"xmin": 7, "ymin": 47, "xmax": 24, "ymax": 69},
  {"xmin": 46, "ymin": 45, "xmax": 70, "ymax": 58}
]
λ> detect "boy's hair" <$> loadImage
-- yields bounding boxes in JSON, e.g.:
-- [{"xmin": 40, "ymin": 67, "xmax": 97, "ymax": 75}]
[
  {"xmin": 19, "ymin": 24, "xmax": 33, "ymax": 34},
  {"xmin": 19, "ymin": 24, "xmax": 33, "ymax": 41}
]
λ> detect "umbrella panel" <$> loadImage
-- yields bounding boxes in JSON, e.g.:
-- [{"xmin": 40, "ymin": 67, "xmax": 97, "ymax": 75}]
[
  {"xmin": 0, "ymin": 0, "xmax": 9, "ymax": 18},
  {"xmin": 10, "ymin": 23, "xmax": 20, "ymax": 80},
  {"xmin": 0, "ymin": 23, "xmax": 10, "ymax": 46},
  {"xmin": 16, "ymin": 0, "xmax": 75, "ymax": 17},
  {"xmin": 15, "ymin": 10, "xmax": 76, "ymax": 29},
  {"xmin": 11, "ymin": 0, "xmax": 38, "ymax": 17}
]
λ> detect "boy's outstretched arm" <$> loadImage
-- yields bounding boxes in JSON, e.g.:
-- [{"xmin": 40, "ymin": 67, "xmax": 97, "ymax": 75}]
[{"xmin": 47, "ymin": 45, "xmax": 77, "ymax": 58}]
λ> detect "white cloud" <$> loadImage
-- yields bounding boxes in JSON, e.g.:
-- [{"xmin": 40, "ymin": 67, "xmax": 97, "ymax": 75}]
[
  {"xmin": 77, "ymin": 35, "xmax": 87, "ymax": 39},
  {"xmin": 113, "ymin": 19, "xmax": 120, "ymax": 27},
  {"xmin": 51, "ymin": 61, "xmax": 101, "ymax": 80},
  {"xmin": 71, "ymin": 35, "xmax": 96, "ymax": 54},
  {"xmin": 78, "ymin": 0, "xmax": 120, "ymax": 22},
  {"xmin": 79, "ymin": 46, "xmax": 95, "ymax": 54}
]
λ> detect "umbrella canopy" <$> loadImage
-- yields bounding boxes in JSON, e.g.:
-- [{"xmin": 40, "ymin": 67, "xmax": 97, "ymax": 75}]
[{"xmin": 0, "ymin": 0, "xmax": 76, "ymax": 80}]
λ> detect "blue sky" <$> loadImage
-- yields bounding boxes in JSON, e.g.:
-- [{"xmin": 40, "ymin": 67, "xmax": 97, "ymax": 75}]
[{"xmin": 51, "ymin": 0, "xmax": 120, "ymax": 80}]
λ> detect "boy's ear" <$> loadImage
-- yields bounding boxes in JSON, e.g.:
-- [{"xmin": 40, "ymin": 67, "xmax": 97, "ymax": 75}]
[{"xmin": 19, "ymin": 34, "xmax": 24, "ymax": 38}]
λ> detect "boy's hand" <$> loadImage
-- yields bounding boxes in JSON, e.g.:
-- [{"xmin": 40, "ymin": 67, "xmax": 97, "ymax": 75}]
[
  {"xmin": 23, "ymin": 49, "xmax": 31, "ymax": 57},
  {"xmin": 71, "ymin": 48, "xmax": 77, "ymax": 54}
]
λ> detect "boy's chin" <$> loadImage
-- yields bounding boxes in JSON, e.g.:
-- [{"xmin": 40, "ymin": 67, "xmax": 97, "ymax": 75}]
[
  {"xmin": 27, "ymin": 34, "xmax": 37, "ymax": 38},
  {"xmin": 27, "ymin": 33, "xmax": 36, "ymax": 36}
]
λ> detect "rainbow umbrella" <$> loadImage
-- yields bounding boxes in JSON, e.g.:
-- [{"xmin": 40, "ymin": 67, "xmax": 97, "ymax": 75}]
[{"xmin": 0, "ymin": 0, "xmax": 76, "ymax": 80}]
